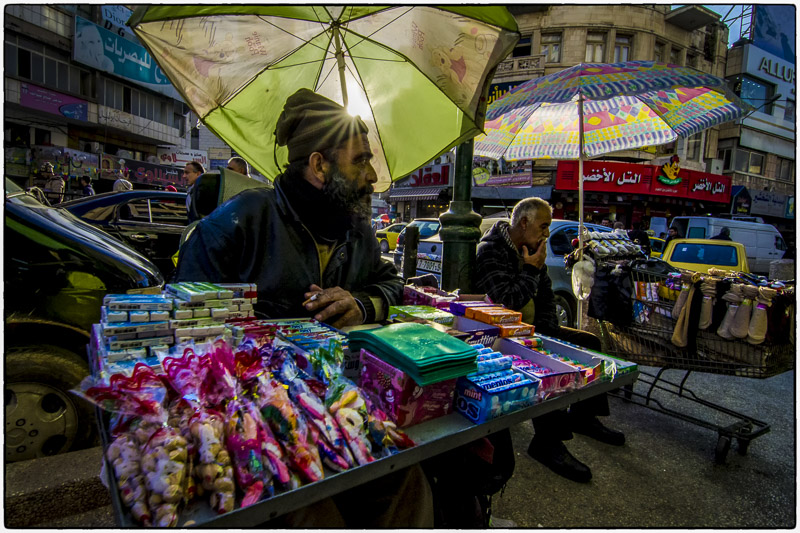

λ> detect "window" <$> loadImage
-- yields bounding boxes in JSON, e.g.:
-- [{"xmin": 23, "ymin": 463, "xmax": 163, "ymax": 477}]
[
  {"xmin": 149, "ymin": 198, "xmax": 188, "ymax": 226},
  {"xmin": 719, "ymin": 147, "xmax": 733, "ymax": 170},
  {"xmin": 614, "ymin": 35, "xmax": 631, "ymax": 62},
  {"xmin": 513, "ymin": 36, "xmax": 531, "ymax": 58},
  {"xmin": 654, "ymin": 41, "xmax": 665, "ymax": 62},
  {"xmin": 669, "ymin": 47, "xmax": 680, "ymax": 64},
  {"xmin": 784, "ymin": 99, "xmax": 795, "ymax": 122},
  {"xmin": 119, "ymin": 199, "xmax": 152, "ymax": 223},
  {"xmin": 777, "ymin": 157, "xmax": 793, "ymax": 181},
  {"xmin": 734, "ymin": 148, "xmax": 764, "ymax": 175},
  {"xmin": 6, "ymin": 35, "xmax": 92, "ymax": 98},
  {"xmin": 687, "ymin": 52, "xmax": 698, "ymax": 68},
  {"xmin": 541, "ymin": 33, "xmax": 561, "ymax": 63},
  {"xmin": 737, "ymin": 75, "xmax": 775, "ymax": 114},
  {"xmin": 686, "ymin": 131, "xmax": 702, "ymax": 161},
  {"xmin": 586, "ymin": 32, "xmax": 605, "ymax": 62},
  {"xmin": 776, "ymin": 236, "xmax": 787, "ymax": 251},
  {"xmin": 687, "ymin": 227, "xmax": 706, "ymax": 238}
]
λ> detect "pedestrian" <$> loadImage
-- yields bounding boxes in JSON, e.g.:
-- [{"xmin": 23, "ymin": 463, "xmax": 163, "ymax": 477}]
[
  {"xmin": 711, "ymin": 227, "xmax": 733, "ymax": 241},
  {"xmin": 42, "ymin": 163, "xmax": 65, "ymax": 204},
  {"xmin": 113, "ymin": 176, "xmax": 133, "ymax": 192},
  {"xmin": 627, "ymin": 221, "xmax": 652, "ymax": 256},
  {"xmin": 665, "ymin": 226, "xmax": 681, "ymax": 246},
  {"xmin": 226, "ymin": 156, "xmax": 250, "ymax": 177},
  {"xmin": 182, "ymin": 161, "xmax": 206, "ymax": 222},
  {"xmin": 475, "ymin": 197, "xmax": 625, "ymax": 483},
  {"xmin": 175, "ymin": 88, "xmax": 430, "ymax": 527},
  {"xmin": 80, "ymin": 175, "xmax": 95, "ymax": 196}
]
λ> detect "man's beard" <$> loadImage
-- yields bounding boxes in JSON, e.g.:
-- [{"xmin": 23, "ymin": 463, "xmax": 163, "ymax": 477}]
[{"xmin": 322, "ymin": 164, "xmax": 372, "ymax": 219}]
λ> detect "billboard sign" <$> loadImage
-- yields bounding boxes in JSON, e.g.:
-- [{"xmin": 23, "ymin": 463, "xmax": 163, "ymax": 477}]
[
  {"xmin": 156, "ymin": 148, "xmax": 209, "ymax": 168},
  {"xmin": 101, "ymin": 5, "xmax": 136, "ymax": 41},
  {"xmin": 73, "ymin": 17, "xmax": 180, "ymax": 99},
  {"xmin": 753, "ymin": 5, "xmax": 795, "ymax": 63},
  {"xmin": 20, "ymin": 83, "xmax": 88, "ymax": 121}
]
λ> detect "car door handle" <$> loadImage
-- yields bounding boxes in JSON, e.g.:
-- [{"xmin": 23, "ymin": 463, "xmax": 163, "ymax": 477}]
[{"xmin": 129, "ymin": 233, "xmax": 151, "ymax": 241}]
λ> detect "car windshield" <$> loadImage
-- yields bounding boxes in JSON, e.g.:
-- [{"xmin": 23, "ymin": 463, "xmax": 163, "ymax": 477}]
[
  {"xmin": 669, "ymin": 243, "xmax": 739, "ymax": 266},
  {"xmin": 410, "ymin": 221, "xmax": 440, "ymax": 238},
  {"xmin": 650, "ymin": 238, "xmax": 665, "ymax": 253}
]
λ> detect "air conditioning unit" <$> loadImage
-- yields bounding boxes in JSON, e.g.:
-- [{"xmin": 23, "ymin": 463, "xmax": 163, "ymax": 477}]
[
  {"xmin": 85, "ymin": 141, "xmax": 102, "ymax": 153},
  {"xmin": 707, "ymin": 158, "xmax": 723, "ymax": 175}
]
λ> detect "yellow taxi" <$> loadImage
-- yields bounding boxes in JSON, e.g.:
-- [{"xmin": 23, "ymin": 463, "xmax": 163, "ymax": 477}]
[
  {"xmin": 375, "ymin": 222, "xmax": 407, "ymax": 253},
  {"xmin": 662, "ymin": 238, "xmax": 750, "ymax": 274},
  {"xmin": 649, "ymin": 236, "xmax": 666, "ymax": 258}
]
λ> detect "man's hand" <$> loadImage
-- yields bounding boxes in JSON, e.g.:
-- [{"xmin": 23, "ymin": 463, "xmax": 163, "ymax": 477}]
[
  {"xmin": 522, "ymin": 239, "xmax": 547, "ymax": 269},
  {"xmin": 302, "ymin": 284, "xmax": 364, "ymax": 328}
]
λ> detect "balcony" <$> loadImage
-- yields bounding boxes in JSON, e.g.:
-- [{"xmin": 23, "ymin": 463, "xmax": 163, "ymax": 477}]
[{"xmin": 495, "ymin": 54, "xmax": 547, "ymax": 81}]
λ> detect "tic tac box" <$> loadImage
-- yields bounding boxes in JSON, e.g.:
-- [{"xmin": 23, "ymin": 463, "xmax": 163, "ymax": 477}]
[
  {"xmin": 359, "ymin": 349, "xmax": 456, "ymax": 428},
  {"xmin": 454, "ymin": 369, "xmax": 540, "ymax": 424},
  {"xmin": 494, "ymin": 337, "xmax": 580, "ymax": 400}
]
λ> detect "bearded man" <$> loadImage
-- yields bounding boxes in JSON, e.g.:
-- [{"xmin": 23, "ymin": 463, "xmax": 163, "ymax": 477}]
[
  {"xmin": 174, "ymin": 90, "xmax": 429, "ymax": 528},
  {"xmin": 175, "ymin": 88, "xmax": 402, "ymax": 328}
]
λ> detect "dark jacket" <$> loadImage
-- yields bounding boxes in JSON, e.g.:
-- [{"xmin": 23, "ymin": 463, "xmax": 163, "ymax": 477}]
[
  {"xmin": 474, "ymin": 221, "xmax": 559, "ymax": 336},
  {"xmin": 175, "ymin": 176, "xmax": 402, "ymax": 322}
]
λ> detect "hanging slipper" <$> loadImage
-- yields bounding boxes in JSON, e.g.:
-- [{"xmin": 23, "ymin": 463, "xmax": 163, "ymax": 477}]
[
  {"xmin": 747, "ymin": 286, "xmax": 778, "ymax": 344},
  {"xmin": 730, "ymin": 285, "xmax": 760, "ymax": 338},
  {"xmin": 717, "ymin": 283, "xmax": 743, "ymax": 339},
  {"xmin": 697, "ymin": 277, "xmax": 717, "ymax": 330}
]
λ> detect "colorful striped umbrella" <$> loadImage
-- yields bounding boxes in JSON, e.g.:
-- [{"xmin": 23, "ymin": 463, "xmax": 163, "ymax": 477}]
[{"xmin": 474, "ymin": 61, "xmax": 752, "ymax": 328}]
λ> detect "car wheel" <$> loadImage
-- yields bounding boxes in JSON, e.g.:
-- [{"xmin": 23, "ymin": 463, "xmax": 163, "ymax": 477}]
[
  {"xmin": 554, "ymin": 294, "xmax": 576, "ymax": 328},
  {"xmin": 380, "ymin": 239, "xmax": 389, "ymax": 253},
  {"xmin": 5, "ymin": 345, "xmax": 97, "ymax": 463}
]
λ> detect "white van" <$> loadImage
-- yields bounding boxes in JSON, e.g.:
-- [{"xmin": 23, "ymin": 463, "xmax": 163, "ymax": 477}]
[{"xmin": 669, "ymin": 216, "xmax": 787, "ymax": 274}]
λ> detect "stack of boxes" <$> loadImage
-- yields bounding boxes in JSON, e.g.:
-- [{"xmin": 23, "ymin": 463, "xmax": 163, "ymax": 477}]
[{"xmin": 91, "ymin": 282, "xmax": 258, "ymax": 378}]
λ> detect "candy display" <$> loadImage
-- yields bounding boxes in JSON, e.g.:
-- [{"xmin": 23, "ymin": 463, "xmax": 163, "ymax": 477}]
[
  {"xmin": 359, "ymin": 348, "xmax": 457, "ymax": 428},
  {"xmin": 388, "ymin": 305, "xmax": 456, "ymax": 326}
]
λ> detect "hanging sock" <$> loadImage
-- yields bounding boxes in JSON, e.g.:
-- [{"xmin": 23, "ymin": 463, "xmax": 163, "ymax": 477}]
[
  {"xmin": 671, "ymin": 273, "xmax": 702, "ymax": 348},
  {"xmin": 697, "ymin": 277, "xmax": 717, "ymax": 330},
  {"xmin": 717, "ymin": 284, "xmax": 744, "ymax": 339},
  {"xmin": 672, "ymin": 272, "xmax": 695, "ymax": 319},
  {"xmin": 747, "ymin": 286, "xmax": 778, "ymax": 345},
  {"xmin": 730, "ymin": 285, "xmax": 760, "ymax": 339}
]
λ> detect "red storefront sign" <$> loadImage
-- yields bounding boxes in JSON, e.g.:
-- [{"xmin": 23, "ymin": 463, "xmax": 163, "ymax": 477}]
[
  {"xmin": 556, "ymin": 161, "xmax": 654, "ymax": 195},
  {"xmin": 685, "ymin": 170, "xmax": 731, "ymax": 203},
  {"xmin": 556, "ymin": 161, "xmax": 731, "ymax": 203},
  {"xmin": 408, "ymin": 164, "xmax": 451, "ymax": 187}
]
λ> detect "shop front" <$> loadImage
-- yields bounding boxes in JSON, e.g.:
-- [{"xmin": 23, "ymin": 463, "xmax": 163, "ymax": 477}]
[
  {"xmin": 554, "ymin": 160, "xmax": 732, "ymax": 228},
  {"xmin": 387, "ymin": 163, "xmax": 452, "ymax": 221}
]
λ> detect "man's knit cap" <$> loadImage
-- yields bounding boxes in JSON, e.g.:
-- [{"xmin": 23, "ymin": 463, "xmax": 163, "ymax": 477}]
[{"xmin": 275, "ymin": 88, "xmax": 368, "ymax": 164}]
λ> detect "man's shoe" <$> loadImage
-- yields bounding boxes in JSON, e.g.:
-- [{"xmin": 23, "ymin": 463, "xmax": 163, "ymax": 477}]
[
  {"xmin": 572, "ymin": 417, "xmax": 626, "ymax": 446},
  {"xmin": 527, "ymin": 439, "xmax": 592, "ymax": 483}
]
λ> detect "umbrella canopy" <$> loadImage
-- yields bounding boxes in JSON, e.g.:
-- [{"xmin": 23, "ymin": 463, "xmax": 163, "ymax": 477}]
[
  {"xmin": 380, "ymin": 213, "xmax": 391, "ymax": 222},
  {"xmin": 474, "ymin": 60, "xmax": 753, "ymax": 329},
  {"xmin": 475, "ymin": 61, "xmax": 752, "ymax": 161},
  {"xmin": 128, "ymin": 6, "xmax": 519, "ymax": 192}
]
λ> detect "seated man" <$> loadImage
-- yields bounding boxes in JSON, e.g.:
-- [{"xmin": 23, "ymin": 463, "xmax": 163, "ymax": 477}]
[
  {"xmin": 175, "ymin": 88, "xmax": 431, "ymax": 526},
  {"xmin": 475, "ymin": 197, "xmax": 625, "ymax": 484}
]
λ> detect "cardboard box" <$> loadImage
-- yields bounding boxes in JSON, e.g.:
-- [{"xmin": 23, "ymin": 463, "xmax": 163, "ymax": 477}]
[
  {"xmin": 454, "ymin": 371, "xmax": 540, "ymax": 423},
  {"xmin": 359, "ymin": 349, "xmax": 456, "ymax": 428},
  {"xmin": 533, "ymin": 334, "xmax": 638, "ymax": 381},
  {"xmin": 453, "ymin": 316, "xmax": 500, "ymax": 346},
  {"xmin": 494, "ymin": 338, "xmax": 580, "ymax": 400}
]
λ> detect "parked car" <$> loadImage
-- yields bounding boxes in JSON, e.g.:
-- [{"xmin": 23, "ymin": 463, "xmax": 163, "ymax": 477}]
[
  {"xmin": 60, "ymin": 190, "xmax": 188, "ymax": 278},
  {"xmin": 375, "ymin": 222, "xmax": 407, "ymax": 253},
  {"xmin": 392, "ymin": 218, "xmax": 442, "ymax": 268},
  {"xmin": 668, "ymin": 216, "xmax": 785, "ymax": 274},
  {"xmin": 661, "ymin": 238, "xmax": 750, "ymax": 274},
  {"xmin": 5, "ymin": 180, "xmax": 164, "ymax": 462},
  {"xmin": 410, "ymin": 218, "xmax": 613, "ymax": 328}
]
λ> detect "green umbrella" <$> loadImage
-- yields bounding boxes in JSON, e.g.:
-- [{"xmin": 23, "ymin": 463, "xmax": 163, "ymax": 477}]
[{"xmin": 128, "ymin": 6, "xmax": 519, "ymax": 192}]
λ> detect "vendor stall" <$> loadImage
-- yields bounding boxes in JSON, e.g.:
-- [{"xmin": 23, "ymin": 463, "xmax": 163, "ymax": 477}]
[{"xmin": 78, "ymin": 282, "xmax": 637, "ymax": 527}]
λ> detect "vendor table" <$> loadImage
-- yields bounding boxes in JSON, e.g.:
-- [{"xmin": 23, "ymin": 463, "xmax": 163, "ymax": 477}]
[{"xmin": 103, "ymin": 370, "xmax": 637, "ymax": 527}]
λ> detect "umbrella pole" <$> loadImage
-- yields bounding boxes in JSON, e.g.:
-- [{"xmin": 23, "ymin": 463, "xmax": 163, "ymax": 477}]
[
  {"xmin": 332, "ymin": 25, "xmax": 348, "ymax": 108},
  {"xmin": 577, "ymin": 92, "xmax": 586, "ymax": 331}
]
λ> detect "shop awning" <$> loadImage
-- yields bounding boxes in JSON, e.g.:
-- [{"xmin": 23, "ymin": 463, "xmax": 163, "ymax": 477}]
[
  {"xmin": 388, "ymin": 187, "xmax": 447, "ymax": 201},
  {"xmin": 471, "ymin": 185, "xmax": 552, "ymax": 200}
]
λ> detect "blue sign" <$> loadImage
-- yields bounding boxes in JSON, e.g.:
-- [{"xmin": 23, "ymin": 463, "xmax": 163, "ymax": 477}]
[
  {"xmin": 487, "ymin": 81, "xmax": 522, "ymax": 104},
  {"xmin": 73, "ymin": 17, "xmax": 180, "ymax": 99},
  {"xmin": 753, "ymin": 6, "xmax": 795, "ymax": 63}
]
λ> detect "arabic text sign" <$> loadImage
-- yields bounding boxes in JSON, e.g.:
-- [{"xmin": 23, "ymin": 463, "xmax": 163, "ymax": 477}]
[
  {"xmin": 20, "ymin": 83, "xmax": 88, "ymax": 121},
  {"xmin": 156, "ymin": 148, "xmax": 209, "ymax": 168},
  {"xmin": 685, "ymin": 171, "xmax": 731, "ymax": 204},
  {"xmin": 101, "ymin": 5, "xmax": 136, "ymax": 40},
  {"xmin": 556, "ymin": 160, "xmax": 653, "ymax": 195},
  {"xmin": 475, "ymin": 173, "xmax": 533, "ymax": 187},
  {"xmin": 100, "ymin": 154, "xmax": 184, "ymax": 187},
  {"xmin": 73, "ymin": 17, "xmax": 179, "ymax": 99}
]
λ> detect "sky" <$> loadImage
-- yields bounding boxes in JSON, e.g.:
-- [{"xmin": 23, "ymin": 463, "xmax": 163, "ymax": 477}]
[{"xmin": 697, "ymin": 4, "xmax": 746, "ymax": 47}]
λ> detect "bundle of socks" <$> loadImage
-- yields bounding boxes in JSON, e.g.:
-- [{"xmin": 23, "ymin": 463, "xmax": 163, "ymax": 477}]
[{"xmin": 671, "ymin": 272, "xmax": 702, "ymax": 348}]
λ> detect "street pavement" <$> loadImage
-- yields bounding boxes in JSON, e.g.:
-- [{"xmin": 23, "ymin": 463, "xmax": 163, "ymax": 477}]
[{"xmin": 493, "ymin": 366, "xmax": 796, "ymax": 528}]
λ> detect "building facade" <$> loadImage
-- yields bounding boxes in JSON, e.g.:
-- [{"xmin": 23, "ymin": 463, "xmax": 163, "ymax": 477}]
[
  {"xmin": 388, "ymin": 5, "xmax": 794, "ymax": 238},
  {"xmin": 4, "ymin": 5, "xmax": 193, "ymax": 195}
]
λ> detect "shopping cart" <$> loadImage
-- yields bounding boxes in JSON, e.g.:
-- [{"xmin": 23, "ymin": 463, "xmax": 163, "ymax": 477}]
[{"xmin": 592, "ymin": 262, "xmax": 794, "ymax": 464}]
